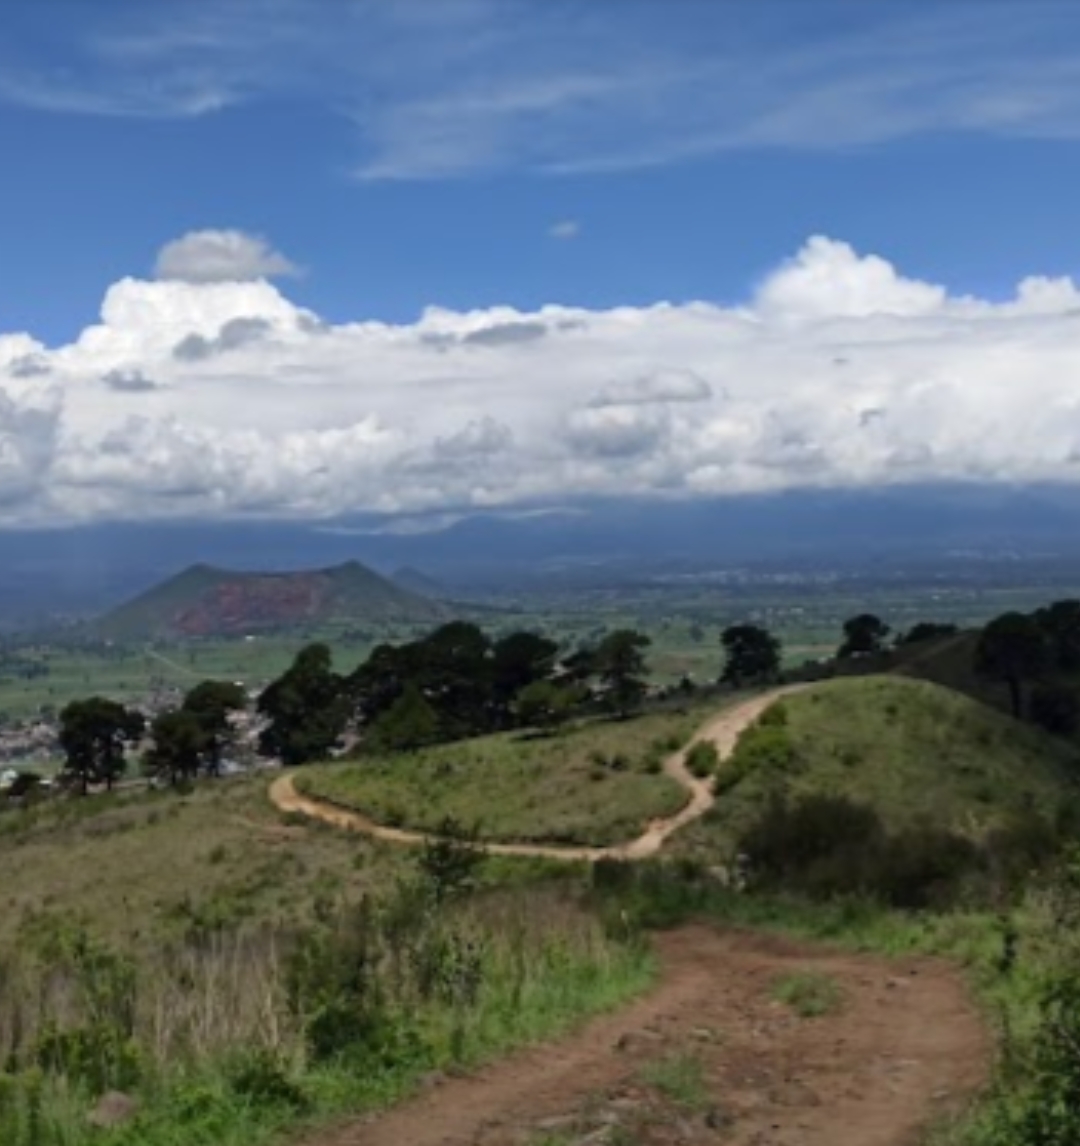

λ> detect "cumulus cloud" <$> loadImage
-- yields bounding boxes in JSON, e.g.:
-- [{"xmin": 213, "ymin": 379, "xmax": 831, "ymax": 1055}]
[
  {"xmin": 6, "ymin": 233, "xmax": 1080, "ymax": 527},
  {"xmin": 461, "ymin": 321, "xmax": 548, "ymax": 348},
  {"xmin": 590, "ymin": 370, "xmax": 713, "ymax": 407},
  {"xmin": 155, "ymin": 230, "xmax": 298, "ymax": 283},
  {"xmin": 173, "ymin": 316, "xmax": 274, "ymax": 361},
  {"xmin": 102, "ymin": 368, "xmax": 161, "ymax": 392}
]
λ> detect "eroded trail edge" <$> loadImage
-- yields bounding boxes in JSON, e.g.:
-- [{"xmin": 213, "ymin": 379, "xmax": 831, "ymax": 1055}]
[
  {"xmin": 268, "ymin": 687, "xmax": 803, "ymax": 861},
  {"xmin": 299, "ymin": 927, "xmax": 990, "ymax": 1146}
]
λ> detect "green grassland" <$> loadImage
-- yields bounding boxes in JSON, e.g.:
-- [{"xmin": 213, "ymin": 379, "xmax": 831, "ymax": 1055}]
[
  {"xmin": 0, "ymin": 772, "xmax": 410, "ymax": 948},
  {"xmin": 0, "ymin": 762, "xmax": 651, "ymax": 1146},
  {"xmin": 297, "ymin": 703, "xmax": 718, "ymax": 847},
  {"xmin": 677, "ymin": 675, "xmax": 1080, "ymax": 860},
  {"xmin": 0, "ymin": 623, "xmax": 437, "ymax": 720}
]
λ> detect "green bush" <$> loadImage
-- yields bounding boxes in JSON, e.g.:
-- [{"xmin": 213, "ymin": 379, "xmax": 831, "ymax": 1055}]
[
  {"xmin": 715, "ymin": 719, "xmax": 798, "ymax": 795},
  {"xmin": 685, "ymin": 741, "xmax": 719, "ymax": 779},
  {"xmin": 226, "ymin": 1048, "xmax": 309, "ymax": 1111},
  {"xmin": 738, "ymin": 794, "xmax": 985, "ymax": 909}
]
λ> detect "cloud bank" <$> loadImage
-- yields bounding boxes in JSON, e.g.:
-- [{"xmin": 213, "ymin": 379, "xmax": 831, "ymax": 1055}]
[{"xmin": 3, "ymin": 231, "xmax": 1080, "ymax": 528}]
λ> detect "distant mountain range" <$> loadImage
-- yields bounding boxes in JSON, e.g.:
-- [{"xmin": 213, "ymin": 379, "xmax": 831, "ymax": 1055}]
[
  {"xmin": 96, "ymin": 560, "xmax": 447, "ymax": 640},
  {"xmin": 391, "ymin": 566, "xmax": 448, "ymax": 599},
  {"xmin": 3, "ymin": 483, "xmax": 1080, "ymax": 630}
]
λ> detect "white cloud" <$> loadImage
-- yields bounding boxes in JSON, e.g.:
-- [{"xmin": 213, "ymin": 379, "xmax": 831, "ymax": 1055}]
[
  {"xmin": 5, "ymin": 233, "xmax": 1080, "ymax": 527},
  {"xmin": 549, "ymin": 220, "xmax": 580, "ymax": 241},
  {"xmin": 154, "ymin": 230, "xmax": 299, "ymax": 283}
]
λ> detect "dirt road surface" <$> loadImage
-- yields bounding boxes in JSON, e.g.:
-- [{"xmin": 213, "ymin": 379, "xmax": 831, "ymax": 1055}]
[
  {"xmin": 269, "ymin": 687, "xmax": 804, "ymax": 861},
  {"xmin": 298, "ymin": 926, "xmax": 989, "ymax": 1146}
]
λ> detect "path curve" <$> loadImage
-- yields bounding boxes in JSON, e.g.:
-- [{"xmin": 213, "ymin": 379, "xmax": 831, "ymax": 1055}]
[
  {"xmin": 269, "ymin": 686, "xmax": 804, "ymax": 861},
  {"xmin": 293, "ymin": 926, "xmax": 989, "ymax": 1146}
]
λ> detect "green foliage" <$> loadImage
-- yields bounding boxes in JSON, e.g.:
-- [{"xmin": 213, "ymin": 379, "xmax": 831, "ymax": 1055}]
[
  {"xmin": 737, "ymin": 793, "xmax": 1030, "ymax": 909},
  {"xmin": 1029, "ymin": 684, "xmax": 1080, "ymax": 737},
  {"xmin": 514, "ymin": 679, "xmax": 578, "ymax": 731},
  {"xmin": 367, "ymin": 683, "xmax": 441, "ymax": 753},
  {"xmin": 258, "ymin": 643, "xmax": 349, "ymax": 766},
  {"xmin": 838, "ymin": 613, "xmax": 890, "ymax": 659},
  {"xmin": 1035, "ymin": 599, "xmax": 1080, "ymax": 672},
  {"xmin": 720, "ymin": 623, "xmax": 781, "ymax": 686},
  {"xmin": 685, "ymin": 741, "xmax": 719, "ymax": 779},
  {"xmin": 225, "ymin": 1048, "xmax": 309, "ymax": 1111},
  {"xmin": 771, "ymin": 971, "xmax": 842, "ymax": 1017},
  {"xmin": 594, "ymin": 629, "xmax": 651, "ymax": 718},
  {"xmin": 976, "ymin": 613, "xmax": 1051, "ymax": 718},
  {"xmin": 302, "ymin": 702, "xmax": 699, "ymax": 847},
  {"xmin": 898, "ymin": 621, "xmax": 960, "ymax": 645},
  {"xmin": 714, "ymin": 714, "xmax": 797, "ymax": 795},
  {"xmin": 145, "ymin": 708, "xmax": 204, "ymax": 785},
  {"xmin": 639, "ymin": 1051, "xmax": 709, "ymax": 1110},
  {"xmin": 695, "ymin": 678, "xmax": 1080, "ymax": 867},
  {"xmin": 181, "ymin": 680, "xmax": 246, "ymax": 773},
  {"xmin": 34, "ymin": 1020, "xmax": 141, "ymax": 1095},
  {"xmin": 418, "ymin": 819, "xmax": 485, "ymax": 905},
  {"xmin": 58, "ymin": 697, "xmax": 144, "ymax": 794}
]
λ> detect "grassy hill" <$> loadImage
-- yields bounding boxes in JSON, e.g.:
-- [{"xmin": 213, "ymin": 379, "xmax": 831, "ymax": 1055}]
[
  {"xmin": 679, "ymin": 675, "xmax": 1080, "ymax": 858},
  {"xmin": 0, "ymin": 773, "xmax": 405, "ymax": 948},
  {"xmin": 298, "ymin": 701, "xmax": 719, "ymax": 847},
  {"xmin": 96, "ymin": 559, "xmax": 447, "ymax": 639}
]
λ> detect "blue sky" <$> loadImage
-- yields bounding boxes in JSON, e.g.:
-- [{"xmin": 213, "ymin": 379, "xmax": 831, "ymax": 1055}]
[
  {"xmin": 5, "ymin": 0, "xmax": 1080, "ymax": 530},
  {"xmin": 5, "ymin": 0, "xmax": 1080, "ymax": 341}
]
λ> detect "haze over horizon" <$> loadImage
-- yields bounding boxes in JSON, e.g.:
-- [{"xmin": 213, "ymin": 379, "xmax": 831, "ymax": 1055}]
[{"xmin": 4, "ymin": 1, "xmax": 1080, "ymax": 541}]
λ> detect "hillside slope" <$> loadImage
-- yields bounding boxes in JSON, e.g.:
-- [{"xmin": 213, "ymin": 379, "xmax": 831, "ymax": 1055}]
[
  {"xmin": 97, "ymin": 560, "xmax": 447, "ymax": 639},
  {"xmin": 682, "ymin": 675, "xmax": 1080, "ymax": 854}
]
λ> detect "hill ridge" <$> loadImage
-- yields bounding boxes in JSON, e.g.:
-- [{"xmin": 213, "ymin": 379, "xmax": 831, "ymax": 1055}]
[{"xmin": 97, "ymin": 559, "xmax": 446, "ymax": 639}]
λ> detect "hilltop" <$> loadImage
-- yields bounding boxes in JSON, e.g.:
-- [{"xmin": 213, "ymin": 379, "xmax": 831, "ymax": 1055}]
[
  {"xmin": 96, "ymin": 560, "xmax": 447, "ymax": 639},
  {"xmin": 679, "ymin": 675, "xmax": 1080, "ymax": 859}
]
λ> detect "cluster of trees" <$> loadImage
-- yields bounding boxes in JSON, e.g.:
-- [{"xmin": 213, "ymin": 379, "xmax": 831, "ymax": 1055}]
[
  {"xmin": 719, "ymin": 624, "xmax": 782, "ymax": 686},
  {"xmin": 256, "ymin": 622, "xmax": 656, "ymax": 766},
  {"xmin": 58, "ymin": 594, "xmax": 1080, "ymax": 793},
  {"xmin": 975, "ymin": 600, "xmax": 1080, "ymax": 731},
  {"xmin": 145, "ymin": 680, "xmax": 248, "ymax": 784},
  {"xmin": 58, "ymin": 680, "xmax": 246, "ymax": 793},
  {"xmin": 57, "ymin": 698, "xmax": 144, "ymax": 794},
  {"xmin": 834, "ymin": 614, "xmax": 959, "ymax": 661}
]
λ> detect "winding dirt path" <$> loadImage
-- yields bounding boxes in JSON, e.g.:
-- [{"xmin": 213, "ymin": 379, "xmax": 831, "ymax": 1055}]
[
  {"xmin": 297, "ymin": 926, "xmax": 989, "ymax": 1146},
  {"xmin": 268, "ymin": 687, "xmax": 804, "ymax": 861},
  {"xmin": 272, "ymin": 687, "xmax": 992, "ymax": 1144}
]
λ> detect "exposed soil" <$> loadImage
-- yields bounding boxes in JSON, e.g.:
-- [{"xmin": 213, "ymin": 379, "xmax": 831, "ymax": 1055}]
[
  {"xmin": 299, "ymin": 925, "xmax": 989, "ymax": 1146},
  {"xmin": 269, "ymin": 687, "xmax": 806, "ymax": 861}
]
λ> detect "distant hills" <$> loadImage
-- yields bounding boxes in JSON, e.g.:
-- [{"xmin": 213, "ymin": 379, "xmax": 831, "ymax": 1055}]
[
  {"xmin": 391, "ymin": 566, "xmax": 447, "ymax": 599},
  {"xmin": 96, "ymin": 561, "xmax": 447, "ymax": 639}
]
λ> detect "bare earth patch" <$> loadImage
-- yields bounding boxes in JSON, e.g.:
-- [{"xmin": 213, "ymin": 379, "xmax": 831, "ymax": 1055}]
[{"xmin": 295, "ymin": 925, "xmax": 988, "ymax": 1146}]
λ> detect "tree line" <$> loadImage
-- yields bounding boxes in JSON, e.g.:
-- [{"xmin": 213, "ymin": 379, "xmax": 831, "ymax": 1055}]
[{"xmin": 52, "ymin": 598, "xmax": 1080, "ymax": 794}]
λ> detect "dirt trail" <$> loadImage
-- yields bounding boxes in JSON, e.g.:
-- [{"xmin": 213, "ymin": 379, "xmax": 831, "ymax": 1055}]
[
  {"xmin": 299, "ymin": 926, "xmax": 989, "ymax": 1146},
  {"xmin": 269, "ymin": 687, "xmax": 804, "ymax": 861}
]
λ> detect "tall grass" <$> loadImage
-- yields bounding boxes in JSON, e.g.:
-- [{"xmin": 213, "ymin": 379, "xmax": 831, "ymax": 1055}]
[{"xmin": 0, "ymin": 871, "xmax": 652, "ymax": 1146}]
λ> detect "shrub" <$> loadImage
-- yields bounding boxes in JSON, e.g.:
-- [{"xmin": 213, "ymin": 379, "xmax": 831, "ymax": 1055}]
[
  {"xmin": 685, "ymin": 741, "xmax": 719, "ymax": 779},
  {"xmin": 1030, "ymin": 684, "xmax": 1080, "ymax": 736},
  {"xmin": 226, "ymin": 1048, "xmax": 309, "ymax": 1111},
  {"xmin": 738, "ymin": 794, "xmax": 984, "ymax": 908},
  {"xmin": 758, "ymin": 701, "xmax": 788, "ymax": 728}
]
